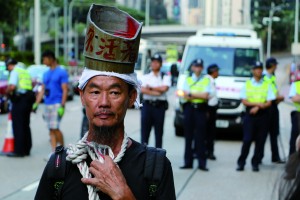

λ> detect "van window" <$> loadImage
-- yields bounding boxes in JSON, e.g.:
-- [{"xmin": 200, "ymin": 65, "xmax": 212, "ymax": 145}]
[
  {"xmin": 135, "ymin": 53, "xmax": 142, "ymax": 70},
  {"xmin": 183, "ymin": 46, "xmax": 260, "ymax": 77}
]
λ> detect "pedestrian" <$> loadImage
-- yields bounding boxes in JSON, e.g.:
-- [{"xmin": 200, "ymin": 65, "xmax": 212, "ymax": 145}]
[
  {"xmin": 260, "ymin": 57, "xmax": 285, "ymax": 164},
  {"xmin": 170, "ymin": 62, "xmax": 179, "ymax": 86},
  {"xmin": 277, "ymin": 135, "xmax": 300, "ymax": 200},
  {"xmin": 5, "ymin": 58, "xmax": 35, "ymax": 157},
  {"xmin": 288, "ymin": 79, "xmax": 300, "ymax": 155},
  {"xmin": 179, "ymin": 59, "xmax": 211, "ymax": 171},
  {"xmin": 236, "ymin": 61, "xmax": 275, "ymax": 172},
  {"xmin": 32, "ymin": 50, "xmax": 68, "ymax": 153},
  {"xmin": 140, "ymin": 53, "xmax": 171, "ymax": 148},
  {"xmin": 205, "ymin": 63, "xmax": 220, "ymax": 160},
  {"xmin": 35, "ymin": 4, "xmax": 175, "ymax": 200}
]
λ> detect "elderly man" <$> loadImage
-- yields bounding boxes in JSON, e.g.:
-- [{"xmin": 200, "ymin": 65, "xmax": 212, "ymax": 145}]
[{"xmin": 35, "ymin": 4, "xmax": 175, "ymax": 200}]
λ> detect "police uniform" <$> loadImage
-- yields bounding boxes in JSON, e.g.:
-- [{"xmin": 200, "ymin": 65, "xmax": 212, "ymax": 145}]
[
  {"xmin": 140, "ymin": 54, "xmax": 171, "ymax": 148},
  {"xmin": 262, "ymin": 57, "xmax": 283, "ymax": 163},
  {"xmin": 7, "ymin": 61, "xmax": 35, "ymax": 157},
  {"xmin": 288, "ymin": 81, "xmax": 300, "ymax": 155},
  {"xmin": 237, "ymin": 61, "xmax": 275, "ymax": 171},
  {"xmin": 180, "ymin": 59, "xmax": 211, "ymax": 171},
  {"xmin": 205, "ymin": 64, "xmax": 219, "ymax": 160}
]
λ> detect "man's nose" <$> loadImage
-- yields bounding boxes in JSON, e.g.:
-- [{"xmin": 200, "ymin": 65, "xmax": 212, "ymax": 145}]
[{"xmin": 98, "ymin": 92, "xmax": 110, "ymax": 107}]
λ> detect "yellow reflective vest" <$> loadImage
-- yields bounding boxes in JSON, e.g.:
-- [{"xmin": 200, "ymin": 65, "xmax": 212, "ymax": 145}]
[
  {"xmin": 245, "ymin": 79, "xmax": 269, "ymax": 103},
  {"xmin": 294, "ymin": 81, "xmax": 300, "ymax": 111},
  {"xmin": 263, "ymin": 74, "xmax": 277, "ymax": 96},
  {"xmin": 14, "ymin": 67, "xmax": 32, "ymax": 91},
  {"xmin": 186, "ymin": 76, "xmax": 210, "ymax": 103}
]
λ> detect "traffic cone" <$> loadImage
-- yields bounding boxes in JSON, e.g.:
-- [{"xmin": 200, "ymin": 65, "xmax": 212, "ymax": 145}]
[{"xmin": 0, "ymin": 112, "xmax": 14, "ymax": 155}]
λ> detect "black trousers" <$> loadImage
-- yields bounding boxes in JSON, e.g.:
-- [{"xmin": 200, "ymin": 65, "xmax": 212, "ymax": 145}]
[
  {"xmin": 183, "ymin": 103, "xmax": 207, "ymax": 168},
  {"xmin": 11, "ymin": 92, "xmax": 35, "ymax": 155},
  {"xmin": 260, "ymin": 103, "xmax": 281, "ymax": 161},
  {"xmin": 206, "ymin": 105, "xmax": 218, "ymax": 155},
  {"xmin": 290, "ymin": 111, "xmax": 300, "ymax": 155},
  {"xmin": 141, "ymin": 101, "xmax": 166, "ymax": 148},
  {"xmin": 237, "ymin": 111, "xmax": 268, "ymax": 167}
]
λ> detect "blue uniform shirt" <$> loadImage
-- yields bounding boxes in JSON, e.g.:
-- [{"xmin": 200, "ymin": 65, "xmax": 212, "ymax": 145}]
[
  {"xmin": 289, "ymin": 82, "xmax": 297, "ymax": 98},
  {"xmin": 240, "ymin": 77, "xmax": 275, "ymax": 101}
]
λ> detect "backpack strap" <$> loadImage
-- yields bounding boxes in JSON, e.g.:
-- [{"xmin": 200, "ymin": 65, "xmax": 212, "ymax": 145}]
[
  {"xmin": 144, "ymin": 146, "xmax": 166, "ymax": 199},
  {"xmin": 47, "ymin": 145, "xmax": 67, "ymax": 200}
]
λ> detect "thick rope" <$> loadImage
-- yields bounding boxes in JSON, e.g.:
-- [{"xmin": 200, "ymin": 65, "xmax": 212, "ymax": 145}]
[{"xmin": 66, "ymin": 132, "xmax": 129, "ymax": 200}]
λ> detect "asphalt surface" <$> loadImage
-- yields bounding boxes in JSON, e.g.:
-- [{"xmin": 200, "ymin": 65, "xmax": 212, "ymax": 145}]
[{"xmin": 0, "ymin": 54, "xmax": 296, "ymax": 200}]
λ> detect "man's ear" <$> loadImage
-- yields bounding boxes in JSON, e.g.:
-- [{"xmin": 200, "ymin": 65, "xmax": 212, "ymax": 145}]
[
  {"xmin": 79, "ymin": 89, "xmax": 85, "ymax": 107},
  {"xmin": 128, "ymin": 89, "xmax": 137, "ymax": 108}
]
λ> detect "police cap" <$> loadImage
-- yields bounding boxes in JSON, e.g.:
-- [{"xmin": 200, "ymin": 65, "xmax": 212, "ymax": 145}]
[
  {"xmin": 207, "ymin": 64, "xmax": 220, "ymax": 74},
  {"xmin": 5, "ymin": 58, "xmax": 17, "ymax": 67},
  {"xmin": 252, "ymin": 61, "xmax": 263, "ymax": 69},
  {"xmin": 190, "ymin": 59, "xmax": 204, "ymax": 67},
  {"xmin": 266, "ymin": 57, "xmax": 278, "ymax": 68},
  {"xmin": 151, "ymin": 53, "xmax": 162, "ymax": 63}
]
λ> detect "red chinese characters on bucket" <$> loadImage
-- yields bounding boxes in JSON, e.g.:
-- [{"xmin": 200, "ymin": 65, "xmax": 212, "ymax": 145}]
[{"xmin": 85, "ymin": 26, "xmax": 138, "ymax": 63}]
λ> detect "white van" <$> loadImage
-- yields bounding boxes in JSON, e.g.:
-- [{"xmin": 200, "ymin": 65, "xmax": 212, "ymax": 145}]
[{"xmin": 174, "ymin": 27, "xmax": 263, "ymax": 136}]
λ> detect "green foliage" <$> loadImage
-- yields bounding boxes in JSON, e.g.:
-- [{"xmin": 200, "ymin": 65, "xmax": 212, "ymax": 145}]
[{"xmin": 0, "ymin": 51, "xmax": 34, "ymax": 66}]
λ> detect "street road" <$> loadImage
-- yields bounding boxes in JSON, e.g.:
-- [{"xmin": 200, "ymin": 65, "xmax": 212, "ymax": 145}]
[{"xmin": 0, "ymin": 55, "xmax": 295, "ymax": 200}]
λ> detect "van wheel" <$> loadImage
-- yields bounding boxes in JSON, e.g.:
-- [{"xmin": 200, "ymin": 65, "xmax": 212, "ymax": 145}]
[{"xmin": 175, "ymin": 126, "xmax": 184, "ymax": 137}]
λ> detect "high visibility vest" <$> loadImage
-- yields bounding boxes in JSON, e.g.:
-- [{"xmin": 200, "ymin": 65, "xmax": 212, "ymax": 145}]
[
  {"xmin": 263, "ymin": 74, "xmax": 277, "ymax": 95},
  {"xmin": 14, "ymin": 67, "xmax": 32, "ymax": 91},
  {"xmin": 186, "ymin": 76, "xmax": 210, "ymax": 103},
  {"xmin": 294, "ymin": 81, "xmax": 300, "ymax": 111},
  {"xmin": 245, "ymin": 79, "xmax": 269, "ymax": 103}
]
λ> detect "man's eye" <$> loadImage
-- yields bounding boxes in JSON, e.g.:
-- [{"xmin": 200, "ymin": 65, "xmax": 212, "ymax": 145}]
[
  {"xmin": 111, "ymin": 91, "xmax": 120, "ymax": 95},
  {"xmin": 90, "ymin": 90, "xmax": 100, "ymax": 94}
]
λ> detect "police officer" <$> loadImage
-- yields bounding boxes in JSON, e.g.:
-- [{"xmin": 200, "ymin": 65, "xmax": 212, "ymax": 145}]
[
  {"xmin": 205, "ymin": 64, "xmax": 220, "ymax": 160},
  {"xmin": 288, "ymin": 79, "xmax": 300, "ymax": 155},
  {"xmin": 236, "ymin": 61, "xmax": 275, "ymax": 172},
  {"xmin": 140, "ymin": 53, "xmax": 171, "ymax": 148},
  {"xmin": 180, "ymin": 59, "xmax": 211, "ymax": 171},
  {"xmin": 5, "ymin": 58, "xmax": 35, "ymax": 157},
  {"xmin": 261, "ymin": 57, "xmax": 285, "ymax": 163}
]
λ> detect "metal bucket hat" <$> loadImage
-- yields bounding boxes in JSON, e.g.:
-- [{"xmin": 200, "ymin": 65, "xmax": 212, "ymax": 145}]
[
  {"xmin": 79, "ymin": 4, "xmax": 143, "ymax": 108},
  {"xmin": 83, "ymin": 4, "xmax": 142, "ymax": 73}
]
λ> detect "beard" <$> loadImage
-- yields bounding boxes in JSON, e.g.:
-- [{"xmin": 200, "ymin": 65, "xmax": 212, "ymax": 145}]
[{"xmin": 90, "ymin": 124, "xmax": 119, "ymax": 147}]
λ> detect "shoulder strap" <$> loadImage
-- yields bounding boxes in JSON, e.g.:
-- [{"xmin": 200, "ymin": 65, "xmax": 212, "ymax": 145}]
[
  {"xmin": 47, "ymin": 145, "xmax": 67, "ymax": 200},
  {"xmin": 47, "ymin": 145, "xmax": 67, "ymax": 179},
  {"xmin": 144, "ymin": 146, "xmax": 166, "ymax": 199}
]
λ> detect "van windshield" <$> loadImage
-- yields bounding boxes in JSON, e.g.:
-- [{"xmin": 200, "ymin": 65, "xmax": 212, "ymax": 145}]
[{"xmin": 183, "ymin": 46, "xmax": 260, "ymax": 77}]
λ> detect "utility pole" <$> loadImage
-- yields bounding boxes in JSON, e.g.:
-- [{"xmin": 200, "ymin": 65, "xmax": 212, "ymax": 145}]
[
  {"xmin": 64, "ymin": 0, "xmax": 68, "ymax": 63},
  {"xmin": 292, "ymin": 0, "xmax": 300, "ymax": 60},
  {"xmin": 34, "ymin": 0, "xmax": 41, "ymax": 64},
  {"xmin": 145, "ymin": 0, "xmax": 150, "ymax": 26}
]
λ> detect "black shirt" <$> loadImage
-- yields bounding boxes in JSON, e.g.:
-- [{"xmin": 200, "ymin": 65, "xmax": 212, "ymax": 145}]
[{"xmin": 35, "ymin": 139, "xmax": 176, "ymax": 200}]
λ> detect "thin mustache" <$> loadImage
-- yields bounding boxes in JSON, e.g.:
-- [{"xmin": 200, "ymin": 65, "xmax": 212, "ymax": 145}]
[{"xmin": 94, "ymin": 109, "xmax": 114, "ymax": 115}]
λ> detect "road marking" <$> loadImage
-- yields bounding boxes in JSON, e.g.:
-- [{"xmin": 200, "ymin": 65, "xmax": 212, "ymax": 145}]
[{"xmin": 21, "ymin": 180, "xmax": 40, "ymax": 192}]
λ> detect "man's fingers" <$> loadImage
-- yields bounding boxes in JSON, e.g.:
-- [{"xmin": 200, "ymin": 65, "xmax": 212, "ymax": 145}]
[{"xmin": 81, "ymin": 177, "xmax": 97, "ymax": 186}]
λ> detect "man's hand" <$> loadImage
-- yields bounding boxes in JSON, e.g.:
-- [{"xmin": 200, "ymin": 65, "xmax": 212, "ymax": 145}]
[
  {"xmin": 81, "ymin": 155, "xmax": 136, "ymax": 200},
  {"xmin": 32, "ymin": 103, "xmax": 39, "ymax": 113},
  {"xmin": 250, "ymin": 106, "xmax": 259, "ymax": 115},
  {"xmin": 57, "ymin": 106, "xmax": 65, "ymax": 117},
  {"xmin": 276, "ymin": 95, "xmax": 284, "ymax": 104}
]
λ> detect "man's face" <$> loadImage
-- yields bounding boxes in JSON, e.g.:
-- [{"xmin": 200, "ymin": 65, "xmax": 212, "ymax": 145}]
[
  {"xmin": 192, "ymin": 65, "xmax": 203, "ymax": 74},
  {"xmin": 42, "ymin": 57, "xmax": 53, "ymax": 67},
  {"xmin": 151, "ymin": 60, "xmax": 162, "ymax": 71},
  {"xmin": 7, "ymin": 64, "xmax": 14, "ymax": 72},
  {"xmin": 252, "ymin": 67, "xmax": 263, "ymax": 78},
  {"xmin": 80, "ymin": 76, "xmax": 137, "ymax": 129}
]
